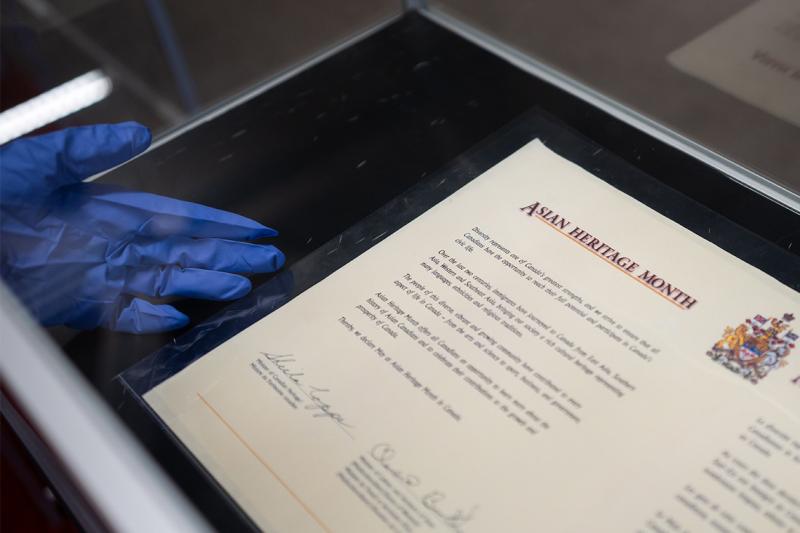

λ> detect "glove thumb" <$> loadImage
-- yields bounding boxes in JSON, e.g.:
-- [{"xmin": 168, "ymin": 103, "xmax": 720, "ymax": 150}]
[{"xmin": 0, "ymin": 122, "xmax": 151, "ymax": 206}]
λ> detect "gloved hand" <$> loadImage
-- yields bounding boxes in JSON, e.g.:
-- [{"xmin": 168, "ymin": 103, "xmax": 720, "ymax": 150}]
[{"xmin": 0, "ymin": 122, "xmax": 285, "ymax": 333}]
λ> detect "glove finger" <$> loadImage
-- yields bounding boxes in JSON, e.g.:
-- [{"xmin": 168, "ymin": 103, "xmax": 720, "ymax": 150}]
[
  {"xmin": 83, "ymin": 187, "xmax": 277, "ymax": 240},
  {"xmin": 119, "ymin": 237, "xmax": 285, "ymax": 273},
  {"xmin": 0, "ymin": 123, "xmax": 151, "ymax": 205},
  {"xmin": 110, "ymin": 296, "xmax": 189, "ymax": 334},
  {"xmin": 60, "ymin": 122, "xmax": 151, "ymax": 179},
  {"xmin": 125, "ymin": 266, "xmax": 253, "ymax": 301}
]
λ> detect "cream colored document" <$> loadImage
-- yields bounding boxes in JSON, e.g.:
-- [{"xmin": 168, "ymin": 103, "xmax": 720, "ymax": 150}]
[
  {"xmin": 146, "ymin": 141, "xmax": 800, "ymax": 532},
  {"xmin": 668, "ymin": 0, "xmax": 800, "ymax": 127}
]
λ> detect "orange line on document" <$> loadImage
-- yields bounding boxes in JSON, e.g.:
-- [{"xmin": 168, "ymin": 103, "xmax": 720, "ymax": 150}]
[
  {"xmin": 196, "ymin": 393, "xmax": 333, "ymax": 533},
  {"xmin": 533, "ymin": 215, "xmax": 685, "ymax": 310}
]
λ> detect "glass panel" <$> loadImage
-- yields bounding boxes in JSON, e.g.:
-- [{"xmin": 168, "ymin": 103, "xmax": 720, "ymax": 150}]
[
  {"xmin": 429, "ymin": 0, "xmax": 800, "ymax": 196},
  {"xmin": 0, "ymin": 0, "xmax": 399, "ymax": 140}
]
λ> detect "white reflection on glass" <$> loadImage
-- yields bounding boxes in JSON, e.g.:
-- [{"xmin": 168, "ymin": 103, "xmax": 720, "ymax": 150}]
[{"xmin": 0, "ymin": 69, "xmax": 113, "ymax": 145}]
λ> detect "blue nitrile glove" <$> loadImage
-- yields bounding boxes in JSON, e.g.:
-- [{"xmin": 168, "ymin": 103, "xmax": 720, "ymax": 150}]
[{"xmin": 0, "ymin": 122, "xmax": 285, "ymax": 333}]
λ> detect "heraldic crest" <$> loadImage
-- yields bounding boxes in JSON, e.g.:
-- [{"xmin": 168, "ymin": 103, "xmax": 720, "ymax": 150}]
[{"xmin": 707, "ymin": 313, "xmax": 796, "ymax": 384}]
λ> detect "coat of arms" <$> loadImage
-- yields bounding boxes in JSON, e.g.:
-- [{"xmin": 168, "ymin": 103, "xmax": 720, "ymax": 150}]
[{"xmin": 707, "ymin": 313, "xmax": 796, "ymax": 384}]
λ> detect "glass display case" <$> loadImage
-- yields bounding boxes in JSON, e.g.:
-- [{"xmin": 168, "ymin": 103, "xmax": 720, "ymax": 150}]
[{"xmin": 1, "ymin": 2, "xmax": 797, "ymax": 531}]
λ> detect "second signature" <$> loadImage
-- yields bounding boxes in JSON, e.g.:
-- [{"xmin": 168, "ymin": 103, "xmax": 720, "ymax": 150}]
[{"xmin": 371, "ymin": 443, "xmax": 477, "ymax": 532}]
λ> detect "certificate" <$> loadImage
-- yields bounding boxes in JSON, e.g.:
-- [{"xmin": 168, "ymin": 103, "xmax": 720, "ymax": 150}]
[{"xmin": 145, "ymin": 140, "xmax": 799, "ymax": 532}]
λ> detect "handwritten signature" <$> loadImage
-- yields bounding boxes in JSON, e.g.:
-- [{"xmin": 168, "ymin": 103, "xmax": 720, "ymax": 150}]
[
  {"xmin": 371, "ymin": 443, "xmax": 477, "ymax": 532},
  {"xmin": 262, "ymin": 352, "xmax": 353, "ymax": 435},
  {"xmin": 263, "ymin": 353, "xmax": 304, "ymax": 385}
]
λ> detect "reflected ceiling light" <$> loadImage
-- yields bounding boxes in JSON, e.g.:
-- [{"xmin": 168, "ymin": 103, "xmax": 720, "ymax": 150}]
[{"xmin": 0, "ymin": 69, "xmax": 113, "ymax": 145}]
